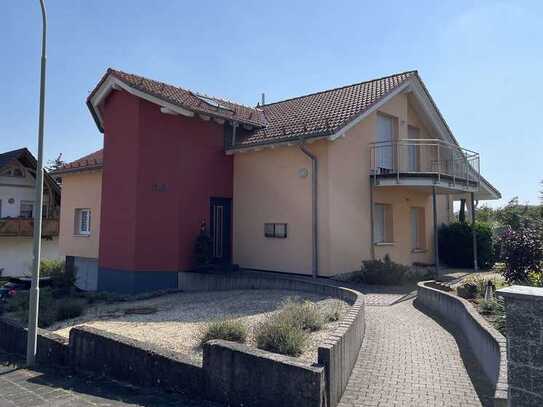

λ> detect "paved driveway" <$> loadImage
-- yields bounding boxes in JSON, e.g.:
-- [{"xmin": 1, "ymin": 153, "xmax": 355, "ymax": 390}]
[
  {"xmin": 0, "ymin": 352, "xmax": 222, "ymax": 407},
  {"xmin": 338, "ymin": 297, "xmax": 494, "ymax": 407}
]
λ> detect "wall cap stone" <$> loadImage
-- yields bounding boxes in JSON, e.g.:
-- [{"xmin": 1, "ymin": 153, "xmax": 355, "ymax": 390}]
[{"xmin": 497, "ymin": 285, "xmax": 543, "ymax": 301}]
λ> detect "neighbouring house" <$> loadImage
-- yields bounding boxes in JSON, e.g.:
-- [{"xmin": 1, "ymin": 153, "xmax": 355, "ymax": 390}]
[
  {"xmin": 0, "ymin": 148, "xmax": 61, "ymax": 277},
  {"xmin": 53, "ymin": 69, "xmax": 500, "ymax": 293}
]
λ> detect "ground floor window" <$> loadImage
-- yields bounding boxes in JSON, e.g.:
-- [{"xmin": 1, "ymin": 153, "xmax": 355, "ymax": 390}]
[
  {"xmin": 75, "ymin": 208, "xmax": 91, "ymax": 235},
  {"xmin": 410, "ymin": 207, "xmax": 426, "ymax": 250},
  {"xmin": 19, "ymin": 201, "xmax": 34, "ymax": 218},
  {"xmin": 374, "ymin": 203, "xmax": 393, "ymax": 243}
]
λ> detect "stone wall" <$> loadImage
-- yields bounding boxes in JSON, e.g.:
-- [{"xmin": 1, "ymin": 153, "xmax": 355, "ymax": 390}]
[
  {"xmin": 204, "ymin": 340, "xmax": 326, "ymax": 407},
  {"xmin": 0, "ymin": 317, "xmax": 69, "ymax": 366},
  {"xmin": 416, "ymin": 282, "xmax": 508, "ymax": 406},
  {"xmin": 497, "ymin": 286, "xmax": 543, "ymax": 406}
]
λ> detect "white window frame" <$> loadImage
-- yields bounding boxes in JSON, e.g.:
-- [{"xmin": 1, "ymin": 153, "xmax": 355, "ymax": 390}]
[
  {"xmin": 20, "ymin": 201, "xmax": 34, "ymax": 219},
  {"xmin": 75, "ymin": 208, "xmax": 91, "ymax": 236},
  {"xmin": 373, "ymin": 203, "xmax": 393, "ymax": 244}
]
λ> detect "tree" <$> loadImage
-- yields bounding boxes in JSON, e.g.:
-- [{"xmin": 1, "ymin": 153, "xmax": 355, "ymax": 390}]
[{"xmin": 45, "ymin": 153, "xmax": 65, "ymax": 172}]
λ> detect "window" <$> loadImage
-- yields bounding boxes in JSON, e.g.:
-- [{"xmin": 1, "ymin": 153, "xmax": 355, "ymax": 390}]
[
  {"xmin": 374, "ymin": 204, "xmax": 393, "ymax": 243},
  {"xmin": 75, "ymin": 209, "xmax": 91, "ymax": 235},
  {"xmin": 410, "ymin": 207, "xmax": 426, "ymax": 250},
  {"xmin": 407, "ymin": 126, "xmax": 420, "ymax": 172},
  {"xmin": 1, "ymin": 166, "xmax": 24, "ymax": 177},
  {"xmin": 376, "ymin": 114, "xmax": 397, "ymax": 171},
  {"xmin": 264, "ymin": 223, "xmax": 287, "ymax": 238},
  {"xmin": 20, "ymin": 201, "xmax": 34, "ymax": 218}
]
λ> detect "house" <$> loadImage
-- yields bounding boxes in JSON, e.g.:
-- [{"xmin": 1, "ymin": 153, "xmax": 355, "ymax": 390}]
[
  {"xmin": 54, "ymin": 69, "xmax": 500, "ymax": 293},
  {"xmin": 0, "ymin": 148, "xmax": 61, "ymax": 277}
]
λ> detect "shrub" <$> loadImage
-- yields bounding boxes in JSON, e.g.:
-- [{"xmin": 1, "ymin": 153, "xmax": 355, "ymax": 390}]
[
  {"xmin": 10, "ymin": 288, "xmax": 58, "ymax": 328},
  {"xmin": 498, "ymin": 222, "xmax": 543, "ymax": 283},
  {"xmin": 438, "ymin": 222, "xmax": 495, "ymax": 269},
  {"xmin": 56, "ymin": 299, "xmax": 85, "ymax": 321},
  {"xmin": 255, "ymin": 314, "xmax": 307, "ymax": 357},
  {"xmin": 40, "ymin": 259, "xmax": 75, "ymax": 295},
  {"xmin": 359, "ymin": 255, "xmax": 409, "ymax": 285},
  {"xmin": 457, "ymin": 282, "xmax": 478, "ymax": 299},
  {"xmin": 322, "ymin": 300, "xmax": 345, "ymax": 322},
  {"xmin": 194, "ymin": 227, "xmax": 213, "ymax": 267},
  {"xmin": 479, "ymin": 299, "xmax": 499, "ymax": 315},
  {"xmin": 528, "ymin": 271, "xmax": 543, "ymax": 287},
  {"xmin": 279, "ymin": 298, "xmax": 324, "ymax": 332},
  {"xmin": 199, "ymin": 319, "xmax": 247, "ymax": 346}
]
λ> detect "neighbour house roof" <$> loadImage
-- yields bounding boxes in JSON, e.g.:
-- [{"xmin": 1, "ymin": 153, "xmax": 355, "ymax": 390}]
[
  {"xmin": 0, "ymin": 148, "xmax": 61, "ymax": 198},
  {"xmin": 53, "ymin": 149, "xmax": 103, "ymax": 175}
]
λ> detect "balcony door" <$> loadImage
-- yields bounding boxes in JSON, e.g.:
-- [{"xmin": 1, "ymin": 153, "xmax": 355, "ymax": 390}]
[
  {"xmin": 407, "ymin": 125, "xmax": 420, "ymax": 172},
  {"xmin": 209, "ymin": 197, "xmax": 232, "ymax": 264},
  {"xmin": 376, "ymin": 114, "xmax": 395, "ymax": 172}
]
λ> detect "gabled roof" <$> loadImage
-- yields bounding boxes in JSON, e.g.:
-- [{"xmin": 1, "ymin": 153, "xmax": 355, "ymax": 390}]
[
  {"xmin": 0, "ymin": 148, "xmax": 61, "ymax": 197},
  {"xmin": 52, "ymin": 149, "xmax": 103, "ymax": 175},
  {"xmin": 88, "ymin": 69, "xmax": 267, "ymax": 132},
  {"xmin": 237, "ymin": 71, "xmax": 416, "ymax": 147}
]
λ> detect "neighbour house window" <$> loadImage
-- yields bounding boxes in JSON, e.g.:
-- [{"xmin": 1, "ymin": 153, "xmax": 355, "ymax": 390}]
[
  {"xmin": 410, "ymin": 207, "xmax": 426, "ymax": 250},
  {"xmin": 1, "ymin": 166, "xmax": 24, "ymax": 177},
  {"xmin": 75, "ymin": 209, "xmax": 91, "ymax": 235},
  {"xmin": 374, "ymin": 204, "xmax": 393, "ymax": 243},
  {"xmin": 264, "ymin": 223, "xmax": 287, "ymax": 239},
  {"xmin": 20, "ymin": 201, "xmax": 34, "ymax": 218}
]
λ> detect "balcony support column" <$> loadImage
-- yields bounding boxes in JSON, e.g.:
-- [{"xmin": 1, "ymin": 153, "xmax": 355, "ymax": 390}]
[
  {"xmin": 432, "ymin": 186, "xmax": 440, "ymax": 273},
  {"xmin": 471, "ymin": 192, "xmax": 479, "ymax": 272}
]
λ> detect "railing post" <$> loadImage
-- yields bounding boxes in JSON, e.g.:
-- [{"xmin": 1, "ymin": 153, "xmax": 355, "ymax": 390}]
[
  {"xmin": 437, "ymin": 143, "xmax": 441, "ymax": 183},
  {"xmin": 396, "ymin": 141, "xmax": 400, "ymax": 184}
]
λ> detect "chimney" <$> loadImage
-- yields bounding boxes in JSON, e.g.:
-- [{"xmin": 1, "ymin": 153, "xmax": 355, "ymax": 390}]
[{"xmin": 261, "ymin": 93, "xmax": 265, "ymax": 106}]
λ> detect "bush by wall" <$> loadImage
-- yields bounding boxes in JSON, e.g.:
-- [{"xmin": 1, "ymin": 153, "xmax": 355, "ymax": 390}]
[
  {"xmin": 497, "ymin": 222, "xmax": 543, "ymax": 283},
  {"xmin": 438, "ymin": 222, "xmax": 494, "ymax": 269}
]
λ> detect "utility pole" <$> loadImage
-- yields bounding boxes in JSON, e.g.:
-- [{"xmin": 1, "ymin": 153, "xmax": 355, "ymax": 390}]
[{"xmin": 26, "ymin": 0, "xmax": 47, "ymax": 366}]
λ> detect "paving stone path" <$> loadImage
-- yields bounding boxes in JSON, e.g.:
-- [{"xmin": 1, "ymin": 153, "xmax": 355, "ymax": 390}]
[
  {"xmin": 338, "ymin": 298, "xmax": 494, "ymax": 407},
  {"xmin": 0, "ymin": 352, "xmax": 222, "ymax": 407}
]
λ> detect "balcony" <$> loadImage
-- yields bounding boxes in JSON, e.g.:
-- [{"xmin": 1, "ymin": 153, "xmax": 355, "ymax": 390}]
[
  {"xmin": 0, "ymin": 218, "xmax": 59, "ymax": 238},
  {"xmin": 369, "ymin": 139, "xmax": 480, "ymax": 193}
]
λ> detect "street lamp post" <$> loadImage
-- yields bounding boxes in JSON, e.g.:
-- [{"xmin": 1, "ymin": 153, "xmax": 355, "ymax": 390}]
[{"xmin": 26, "ymin": 0, "xmax": 47, "ymax": 366}]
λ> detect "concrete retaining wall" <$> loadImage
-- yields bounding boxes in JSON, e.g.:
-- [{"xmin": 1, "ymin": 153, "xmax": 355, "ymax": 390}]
[
  {"xmin": 416, "ymin": 282, "xmax": 508, "ymax": 407},
  {"xmin": 0, "ymin": 317, "xmax": 68, "ymax": 366},
  {"xmin": 69, "ymin": 326, "xmax": 203, "ymax": 395},
  {"xmin": 204, "ymin": 340, "xmax": 326, "ymax": 407},
  {"xmin": 178, "ymin": 270, "xmax": 365, "ymax": 407}
]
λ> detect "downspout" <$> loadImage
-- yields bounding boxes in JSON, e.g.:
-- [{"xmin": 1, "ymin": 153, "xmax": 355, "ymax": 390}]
[{"xmin": 299, "ymin": 139, "xmax": 318, "ymax": 279}]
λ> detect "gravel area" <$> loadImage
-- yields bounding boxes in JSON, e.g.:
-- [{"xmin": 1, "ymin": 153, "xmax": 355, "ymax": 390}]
[{"xmin": 51, "ymin": 289, "xmax": 349, "ymax": 364}]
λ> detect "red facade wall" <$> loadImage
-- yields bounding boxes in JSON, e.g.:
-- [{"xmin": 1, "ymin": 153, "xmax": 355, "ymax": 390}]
[{"xmin": 99, "ymin": 91, "xmax": 233, "ymax": 272}]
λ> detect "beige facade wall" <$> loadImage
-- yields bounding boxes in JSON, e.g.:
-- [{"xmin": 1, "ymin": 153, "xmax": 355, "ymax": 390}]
[
  {"xmin": 59, "ymin": 170, "xmax": 102, "ymax": 259},
  {"xmin": 233, "ymin": 92, "xmax": 453, "ymax": 276}
]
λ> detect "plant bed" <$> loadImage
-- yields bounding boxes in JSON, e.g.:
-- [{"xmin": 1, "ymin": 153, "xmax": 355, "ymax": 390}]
[{"xmin": 49, "ymin": 289, "xmax": 350, "ymax": 364}]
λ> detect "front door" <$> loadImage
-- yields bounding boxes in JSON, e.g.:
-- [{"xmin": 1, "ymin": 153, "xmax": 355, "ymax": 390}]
[{"xmin": 209, "ymin": 197, "xmax": 232, "ymax": 264}]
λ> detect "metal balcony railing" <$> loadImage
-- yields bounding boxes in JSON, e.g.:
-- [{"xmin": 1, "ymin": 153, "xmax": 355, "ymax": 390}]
[
  {"xmin": 0, "ymin": 218, "xmax": 59, "ymax": 237},
  {"xmin": 369, "ymin": 139, "xmax": 480, "ymax": 189}
]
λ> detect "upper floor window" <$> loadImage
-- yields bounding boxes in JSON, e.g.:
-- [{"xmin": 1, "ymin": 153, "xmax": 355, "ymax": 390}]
[
  {"xmin": 75, "ymin": 209, "xmax": 91, "ymax": 235},
  {"xmin": 20, "ymin": 201, "xmax": 34, "ymax": 218},
  {"xmin": 1, "ymin": 166, "xmax": 24, "ymax": 177},
  {"xmin": 376, "ymin": 113, "xmax": 397, "ymax": 172},
  {"xmin": 374, "ymin": 203, "xmax": 393, "ymax": 243}
]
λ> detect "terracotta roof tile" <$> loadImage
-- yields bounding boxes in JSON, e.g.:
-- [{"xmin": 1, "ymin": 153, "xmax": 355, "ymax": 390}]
[
  {"xmin": 55, "ymin": 149, "xmax": 103, "ymax": 174},
  {"xmin": 236, "ymin": 71, "xmax": 416, "ymax": 147},
  {"xmin": 102, "ymin": 69, "xmax": 267, "ymax": 128}
]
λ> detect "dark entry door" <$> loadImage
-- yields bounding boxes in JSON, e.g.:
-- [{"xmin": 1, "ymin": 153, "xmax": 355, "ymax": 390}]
[{"xmin": 209, "ymin": 197, "xmax": 232, "ymax": 264}]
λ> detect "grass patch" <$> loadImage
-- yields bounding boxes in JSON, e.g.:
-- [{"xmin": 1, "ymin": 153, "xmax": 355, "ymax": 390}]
[
  {"xmin": 279, "ymin": 298, "xmax": 324, "ymax": 332},
  {"xmin": 199, "ymin": 318, "xmax": 248, "ymax": 346},
  {"xmin": 255, "ymin": 314, "xmax": 307, "ymax": 357}
]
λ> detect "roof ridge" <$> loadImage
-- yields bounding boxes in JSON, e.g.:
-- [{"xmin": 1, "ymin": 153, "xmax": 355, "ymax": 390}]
[{"xmin": 260, "ymin": 70, "xmax": 418, "ymax": 107}]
